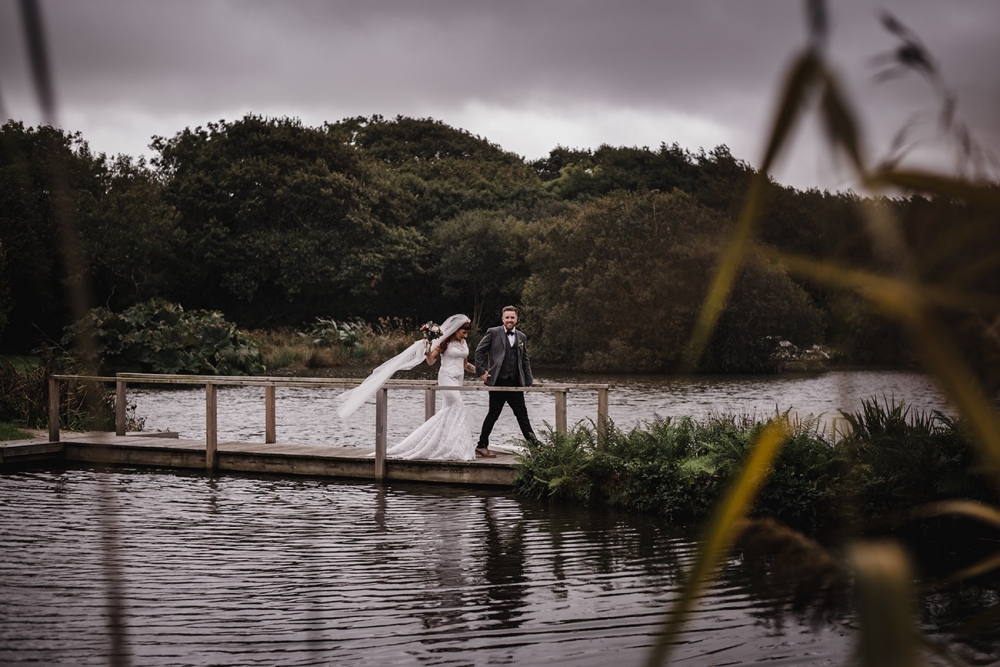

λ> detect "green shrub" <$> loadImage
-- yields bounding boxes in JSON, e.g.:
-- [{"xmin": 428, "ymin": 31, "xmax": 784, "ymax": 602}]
[
  {"xmin": 513, "ymin": 425, "xmax": 595, "ymax": 503},
  {"xmin": 591, "ymin": 416, "xmax": 693, "ymax": 517},
  {"xmin": 57, "ymin": 299, "xmax": 264, "ymax": 375},
  {"xmin": 834, "ymin": 396, "xmax": 993, "ymax": 521},
  {"xmin": 753, "ymin": 415, "xmax": 839, "ymax": 534},
  {"xmin": 515, "ymin": 402, "xmax": 986, "ymax": 537}
]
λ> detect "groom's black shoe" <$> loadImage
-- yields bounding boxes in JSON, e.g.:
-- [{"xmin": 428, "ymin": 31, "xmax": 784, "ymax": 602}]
[{"xmin": 475, "ymin": 447, "xmax": 497, "ymax": 458}]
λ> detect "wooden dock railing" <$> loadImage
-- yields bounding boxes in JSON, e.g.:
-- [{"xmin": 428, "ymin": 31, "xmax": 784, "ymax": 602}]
[{"xmin": 48, "ymin": 373, "xmax": 611, "ymax": 480}]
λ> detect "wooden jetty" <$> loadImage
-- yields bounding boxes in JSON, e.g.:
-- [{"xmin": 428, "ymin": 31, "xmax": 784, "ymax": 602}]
[{"xmin": 1, "ymin": 373, "xmax": 611, "ymax": 488}]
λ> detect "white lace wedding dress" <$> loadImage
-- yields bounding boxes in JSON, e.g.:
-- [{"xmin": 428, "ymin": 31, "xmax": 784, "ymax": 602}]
[{"xmin": 383, "ymin": 339, "xmax": 476, "ymax": 461}]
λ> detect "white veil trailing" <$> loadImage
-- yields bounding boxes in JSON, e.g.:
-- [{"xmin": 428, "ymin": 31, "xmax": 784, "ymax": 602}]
[{"xmin": 336, "ymin": 314, "xmax": 472, "ymax": 420}]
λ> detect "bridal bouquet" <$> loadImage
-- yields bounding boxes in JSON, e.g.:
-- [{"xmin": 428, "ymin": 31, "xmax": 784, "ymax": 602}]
[{"xmin": 420, "ymin": 321, "xmax": 442, "ymax": 341}]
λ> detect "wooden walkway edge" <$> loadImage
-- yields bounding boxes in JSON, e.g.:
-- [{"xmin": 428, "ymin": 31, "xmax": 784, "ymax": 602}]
[
  {"xmin": 0, "ymin": 433, "xmax": 519, "ymax": 487},
  {"xmin": 17, "ymin": 372, "xmax": 609, "ymax": 487}
]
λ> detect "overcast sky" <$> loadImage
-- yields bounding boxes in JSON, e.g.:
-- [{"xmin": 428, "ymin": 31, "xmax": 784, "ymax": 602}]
[{"xmin": 1, "ymin": 0, "xmax": 998, "ymax": 192}]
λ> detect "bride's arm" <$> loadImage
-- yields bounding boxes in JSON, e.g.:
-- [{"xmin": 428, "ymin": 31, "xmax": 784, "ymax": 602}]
[{"xmin": 426, "ymin": 347, "xmax": 440, "ymax": 365}]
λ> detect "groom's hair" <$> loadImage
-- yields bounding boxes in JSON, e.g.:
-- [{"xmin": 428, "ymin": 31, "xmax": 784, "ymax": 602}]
[{"xmin": 502, "ymin": 305, "xmax": 518, "ymax": 315}]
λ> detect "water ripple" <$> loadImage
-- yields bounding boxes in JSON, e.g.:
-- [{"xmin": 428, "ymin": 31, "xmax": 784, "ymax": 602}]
[
  {"xmin": 0, "ymin": 467, "xmax": 859, "ymax": 666},
  {"xmin": 126, "ymin": 369, "xmax": 952, "ymax": 448}
]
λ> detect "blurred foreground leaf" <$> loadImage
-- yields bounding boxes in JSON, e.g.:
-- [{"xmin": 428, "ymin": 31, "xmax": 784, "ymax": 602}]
[
  {"xmin": 681, "ymin": 51, "xmax": 822, "ymax": 371},
  {"xmin": 849, "ymin": 542, "xmax": 921, "ymax": 667},
  {"xmin": 644, "ymin": 420, "xmax": 788, "ymax": 667}
]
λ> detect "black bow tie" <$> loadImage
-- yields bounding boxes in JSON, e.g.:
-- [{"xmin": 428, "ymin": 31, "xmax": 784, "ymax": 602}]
[{"xmin": 506, "ymin": 330, "xmax": 515, "ymax": 336}]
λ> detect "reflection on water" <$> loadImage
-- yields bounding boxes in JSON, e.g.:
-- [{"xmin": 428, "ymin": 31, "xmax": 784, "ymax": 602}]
[
  {"xmin": 1, "ymin": 466, "xmax": 853, "ymax": 666},
  {"xmin": 128, "ymin": 369, "xmax": 952, "ymax": 449},
  {"xmin": 2, "ymin": 467, "xmax": 997, "ymax": 665}
]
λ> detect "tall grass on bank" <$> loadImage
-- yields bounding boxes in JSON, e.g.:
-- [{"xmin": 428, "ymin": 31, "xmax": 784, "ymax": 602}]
[
  {"xmin": 252, "ymin": 317, "xmax": 415, "ymax": 372},
  {"xmin": 0, "ymin": 356, "xmax": 143, "ymax": 432}
]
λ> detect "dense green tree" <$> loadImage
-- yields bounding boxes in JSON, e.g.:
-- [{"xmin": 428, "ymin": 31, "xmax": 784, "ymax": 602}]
[
  {"xmin": 431, "ymin": 210, "xmax": 533, "ymax": 329},
  {"xmin": 0, "ymin": 121, "xmax": 105, "ymax": 350},
  {"xmin": 77, "ymin": 155, "xmax": 184, "ymax": 311},
  {"xmin": 8, "ymin": 112, "xmax": 970, "ymax": 373},
  {"xmin": 0, "ymin": 239, "xmax": 13, "ymax": 339},
  {"xmin": 400, "ymin": 156, "xmax": 548, "ymax": 226},
  {"xmin": 334, "ymin": 114, "xmax": 520, "ymax": 164},
  {"xmin": 825, "ymin": 291, "xmax": 910, "ymax": 365},
  {"xmin": 897, "ymin": 191, "xmax": 1000, "ymax": 389},
  {"xmin": 757, "ymin": 187, "xmax": 868, "ymax": 262},
  {"xmin": 151, "ymin": 115, "xmax": 425, "ymax": 326},
  {"xmin": 687, "ymin": 145, "xmax": 756, "ymax": 217},
  {"xmin": 534, "ymin": 143, "xmax": 732, "ymax": 207},
  {"xmin": 331, "ymin": 115, "xmax": 548, "ymax": 227},
  {"xmin": 525, "ymin": 190, "xmax": 715, "ymax": 370},
  {"xmin": 703, "ymin": 261, "xmax": 825, "ymax": 372},
  {"xmin": 529, "ymin": 146, "xmax": 595, "ymax": 183},
  {"xmin": 523, "ymin": 189, "xmax": 824, "ymax": 372}
]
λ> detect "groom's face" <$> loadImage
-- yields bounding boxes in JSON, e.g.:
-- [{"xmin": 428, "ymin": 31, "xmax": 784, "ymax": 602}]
[{"xmin": 502, "ymin": 311, "xmax": 518, "ymax": 330}]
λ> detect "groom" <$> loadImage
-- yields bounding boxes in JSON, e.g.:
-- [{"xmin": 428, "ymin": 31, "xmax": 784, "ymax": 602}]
[{"xmin": 474, "ymin": 305, "xmax": 538, "ymax": 457}]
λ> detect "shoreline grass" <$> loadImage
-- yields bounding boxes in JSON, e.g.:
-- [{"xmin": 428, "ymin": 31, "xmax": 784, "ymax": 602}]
[
  {"xmin": 251, "ymin": 318, "xmax": 416, "ymax": 373},
  {"xmin": 245, "ymin": 324, "xmax": 912, "ymax": 377},
  {"xmin": 0, "ymin": 421, "xmax": 32, "ymax": 441},
  {"xmin": 517, "ymin": 398, "xmax": 995, "ymax": 541}
]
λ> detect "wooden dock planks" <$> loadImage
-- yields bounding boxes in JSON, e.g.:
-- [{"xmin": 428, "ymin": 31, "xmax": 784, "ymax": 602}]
[{"xmin": 1, "ymin": 433, "xmax": 518, "ymax": 487}]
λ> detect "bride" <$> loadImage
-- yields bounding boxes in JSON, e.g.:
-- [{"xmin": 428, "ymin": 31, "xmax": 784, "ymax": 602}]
[{"xmin": 337, "ymin": 314, "xmax": 478, "ymax": 461}]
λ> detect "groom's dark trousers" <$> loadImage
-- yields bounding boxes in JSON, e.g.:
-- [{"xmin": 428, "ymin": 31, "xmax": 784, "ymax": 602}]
[{"xmin": 479, "ymin": 376, "xmax": 536, "ymax": 447}]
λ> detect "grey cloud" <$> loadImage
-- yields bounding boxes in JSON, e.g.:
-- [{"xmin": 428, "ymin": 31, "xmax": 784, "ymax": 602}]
[{"xmin": 1, "ymin": 0, "xmax": 996, "ymax": 189}]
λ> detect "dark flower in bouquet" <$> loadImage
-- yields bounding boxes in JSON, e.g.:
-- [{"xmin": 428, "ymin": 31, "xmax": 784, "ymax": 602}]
[{"xmin": 420, "ymin": 321, "xmax": 442, "ymax": 342}]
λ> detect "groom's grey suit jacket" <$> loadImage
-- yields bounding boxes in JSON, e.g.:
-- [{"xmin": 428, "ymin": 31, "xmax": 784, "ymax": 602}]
[{"xmin": 475, "ymin": 326, "xmax": 533, "ymax": 387}]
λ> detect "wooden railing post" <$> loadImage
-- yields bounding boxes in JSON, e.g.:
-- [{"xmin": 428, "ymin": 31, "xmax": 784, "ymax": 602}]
[
  {"xmin": 375, "ymin": 387, "xmax": 388, "ymax": 482},
  {"xmin": 48, "ymin": 376, "xmax": 60, "ymax": 443},
  {"xmin": 555, "ymin": 389, "xmax": 568, "ymax": 434},
  {"xmin": 597, "ymin": 387, "xmax": 609, "ymax": 443},
  {"xmin": 205, "ymin": 382, "xmax": 217, "ymax": 471},
  {"xmin": 265, "ymin": 384, "xmax": 276, "ymax": 444},
  {"xmin": 424, "ymin": 388, "xmax": 436, "ymax": 421},
  {"xmin": 115, "ymin": 379, "xmax": 127, "ymax": 436}
]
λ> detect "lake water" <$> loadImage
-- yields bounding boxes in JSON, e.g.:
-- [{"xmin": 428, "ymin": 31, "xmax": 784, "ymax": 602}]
[
  {"xmin": 3, "ymin": 370, "xmax": 998, "ymax": 665},
  {"xmin": 127, "ymin": 369, "xmax": 953, "ymax": 451},
  {"xmin": 4, "ymin": 465, "xmax": 995, "ymax": 667}
]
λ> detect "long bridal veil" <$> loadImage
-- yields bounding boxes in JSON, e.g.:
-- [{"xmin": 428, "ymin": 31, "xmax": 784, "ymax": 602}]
[
  {"xmin": 336, "ymin": 314, "xmax": 472, "ymax": 420},
  {"xmin": 336, "ymin": 340, "xmax": 427, "ymax": 419}
]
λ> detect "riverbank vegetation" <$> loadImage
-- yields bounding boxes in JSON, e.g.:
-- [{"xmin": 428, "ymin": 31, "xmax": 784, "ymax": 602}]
[
  {"xmin": 58, "ymin": 299, "xmax": 265, "ymax": 375},
  {"xmin": 516, "ymin": 398, "xmax": 994, "ymax": 539},
  {"xmin": 253, "ymin": 317, "xmax": 416, "ymax": 372},
  {"xmin": 0, "ymin": 355, "xmax": 143, "ymax": 433},
  {"xmin": 5, "ymin": 112, "xmax": 985, "ymax": 375},
  {"xmin": 0, "ymin": 422, "xmax": 30, "ymax": 441}
]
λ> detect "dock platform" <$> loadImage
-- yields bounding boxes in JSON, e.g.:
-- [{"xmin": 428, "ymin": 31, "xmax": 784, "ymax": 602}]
[
  {"xmin": 9, "ymin": 372, "xmax": 610, "ymax": 487},
  {"xmin": 0, "ymin": 433, "xmax": 519, "ymax": 487}
]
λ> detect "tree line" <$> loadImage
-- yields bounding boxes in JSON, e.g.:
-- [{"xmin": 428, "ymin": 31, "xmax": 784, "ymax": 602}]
[{"xmin": 1, "ymin": 115, "xmax": 994, "ymax": 375}]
